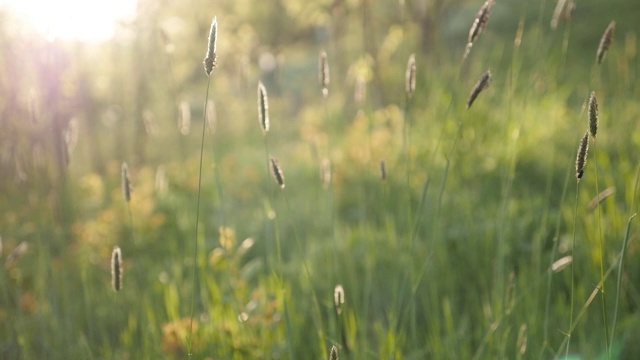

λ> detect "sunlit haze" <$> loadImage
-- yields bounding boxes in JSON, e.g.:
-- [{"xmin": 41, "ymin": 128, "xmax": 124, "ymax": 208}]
[{"xmin": 1, "ymin": 0, "xmax": 138, "ymax": 41}]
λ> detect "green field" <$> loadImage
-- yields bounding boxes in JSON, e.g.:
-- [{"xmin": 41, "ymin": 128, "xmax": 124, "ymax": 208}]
[{"xmin": 1, "ymin": 0, "xmax": 640, "ymax": 358}]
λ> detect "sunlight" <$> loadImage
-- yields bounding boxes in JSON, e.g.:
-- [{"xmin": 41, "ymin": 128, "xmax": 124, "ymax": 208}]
[{"xmin": 1, "ymin": 0, "xmax": 138, "ymax": 42}]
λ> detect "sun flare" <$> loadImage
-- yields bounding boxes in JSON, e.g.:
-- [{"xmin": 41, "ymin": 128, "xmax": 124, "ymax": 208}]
[{"xmin": 2, "ymin": 0, "xmax": 138, "ymax": 42}]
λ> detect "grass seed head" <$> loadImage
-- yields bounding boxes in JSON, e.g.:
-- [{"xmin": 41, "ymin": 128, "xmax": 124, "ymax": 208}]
[
  {"xmin": 329, "ymin": 344, "xmax": 339, "ymax": 360},
  {"xmin": 203, "ymin": 17, "xmax": 218, "ymax": 75},
  {"xmin": 575, "ymin": 131, "xmax": 589, "ymax": 181},
  {"xmin": 468, "ymin": 0, "xmax": 495, "ymax": 44},
  {"xmin": 550, "ymin": 0, "xmax": 575, "ymax": 30},
  {"xmin": 588, "ymin": 91, "xmax": 598, "ymax": 140},
  {"xmin": 258, "ymin": 82, "xmax": 270, "ymax": 133},
  {"xmin": 270, "ymin": 157, "xmax": 285, "ymax": 189},
  {"xmin": 121, "ymin": 162, "xmax": 131, "ymax": 203},
  {"xmin": 597, "ymin": 21, "xmax": 616, "ymax": 65},
  {"xmin": 405, "ymin": 54, "xmax": 416, "ymax": 99},
  {"xmin": 380, "ymin": 160, "xmax": 387, "ymax": 181},
  {"xmin": 319, "ymin": 51, "xmax": 330, "ymax": 98},
  {"xmin": 334, "ymin": 284, "xmax": 345, "ymax": 315},
  {"xmin": 111, "ymin": 246, "xmax": 123, "ymax": 292},
  {"xmin": 5, "ymin": 241, "xmax": 28, "ymax": 269},
  {"xmin": 464, "ymin": 0, "xmax": 495, "ymax": 59},
  {"xmin": 467, "ymin": 70, "xmax": 491, "ymax": 109}
]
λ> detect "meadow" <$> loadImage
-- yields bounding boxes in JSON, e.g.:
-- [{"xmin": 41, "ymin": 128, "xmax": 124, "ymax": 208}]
[{"xmin": 1, "ymin": 0, "xmax": 640, "ymax": 358}]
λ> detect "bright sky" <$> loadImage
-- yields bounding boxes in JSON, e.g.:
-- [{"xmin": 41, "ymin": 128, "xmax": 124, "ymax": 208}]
[{"xmin": 1, "ymin": 0, "xmax": 138, "ymax": 42}]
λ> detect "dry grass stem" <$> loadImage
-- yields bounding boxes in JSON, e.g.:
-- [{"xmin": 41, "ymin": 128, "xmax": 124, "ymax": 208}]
[
  {"xmin": 551, "ymin": 255, "xmax": 573, "ymax": 272},
  {"xmin": 588, "ymin": 187, "xmax": 615, "ymax": 212},
  {"xmin": 319, "ymin": 51, "xmax": 330, "ymax": 98},
  {"xmin": 203, "ymin": 17, "xmax": 218, "ymax": 75},
  {"xmin": 514, "ymin": 18, "xmax": 525, "ymax": 50},
  {"xmin": 467, "ymin": 70, "xmax": 491, "ymax": 109},
  {"xmin": 258, "ymin": 82, "xmax": 270, "ymax": 133},
  {"xmin": 270, "ymin": 157, "xmax": 285, "ymax": 189},
  {"xmin": 516, "ymin": 324, "xmax": 528, "ymax": 355},
  {"xmin": 121, "ymin": 162, "xmax": 131, "ymax": 203},
  {"xmin": 464, "ymin": 0, "xmax": 495, "ymax": 60},
  {"xmin": 597, "ymin": 21, "xmax": 616, "ymax": 64},
  {"xmin": 575, "ymin": 131, "xmax": 589, "ymax": 180},
  {"xmin": 111, "ymin": 246, "xmax": 123, "ymax": 292},
  {"xmin": 405, "ymin": 54, "xmax": 416, "ymax": 99}
]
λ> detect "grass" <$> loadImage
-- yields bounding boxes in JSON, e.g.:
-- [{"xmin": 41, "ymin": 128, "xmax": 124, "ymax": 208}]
[{"xmin": 1, "ymin": 0, "xmax": 640, "ymax": 359}]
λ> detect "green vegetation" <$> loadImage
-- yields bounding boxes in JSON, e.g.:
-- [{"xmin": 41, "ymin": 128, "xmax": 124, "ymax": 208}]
[{"xmin": 1, "ymin": 0, "xmax": 640, "ymax": 358}]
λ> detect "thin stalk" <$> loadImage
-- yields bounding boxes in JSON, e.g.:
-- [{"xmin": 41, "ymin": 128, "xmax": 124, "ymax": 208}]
[
  {"xmin": 402, "ymin": 95, "xmax": 413, "ymax": 244},
  {"xmin": 281, "ymin": 190, "xmax": 326, "ymax": 357},
  {"xmin": 556, "ymin": 250, "xmax": 625, "ymax": 358},
  {"xmin": 592, "ymin": 141, "xmax": 610, "ymax": 358},
  {"xmin": 565, "ymin": 180, "xmax": 580, "ymax": 358},
  {"xmin": 541, "ymin": 167, "xmax": 571, "ymax": 356},
  {"xmin": 187, "ymin": 76, "xmax": 211, "ymax": 357},
  {"xmin": 610, "ymin": 165, "xmax": 640, "ymax": 353},
  {"xmin": 609, "ymin": 214, "xmax": 636, "ymax": 352},
  {"xmin": 127, "ymin": 204, "xmax": 135, "ymax": 244}
]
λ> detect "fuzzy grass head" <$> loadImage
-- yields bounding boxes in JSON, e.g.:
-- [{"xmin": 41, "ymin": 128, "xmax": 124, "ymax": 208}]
[
  {"xmin": 405, "ymin": 54, "xmax": 416, "ymax": 99},
  {"xmin": 270, "ymin": 157, "xmax": 285, "ymax": 189},
  {"xmin": 588, "ymin": 91, "xmax": 598, "ymax": 140},
  {"xmin": 467, "ymin": 70, "xmax": 491, "ymax": 109},
  {"xmin": 597, "ymin": 21, "xmax": 615, "ymax": 65},
  {"xmin": 329, "ymin": 344, "xmax": 339, "ymax": 360},
  {"xmin": 319, "ymin": 51, "xmax": 330, "ymax": 98},
  {"xmin": 258, "ymin": 82, "xmax": 270, "ymax": 133},
  {"xmin": 464, "ymin": 0, "xmax": 495, "ymax": 60},
  {"xmin": 111, "ymin": 246, "xmax": 123, "ymax": 292},
  {"xmin": 334, "ymin": 284, "xmax": 345, "ymax": 315},
  {"xmin": 203, "ymin": 17, "xmax": 218, "ymax": 75},
  {"xmin": 575, "ymin": 131, "xmax": 589, "ymax": 180},
  {"xmin": 121, "ymin": 162, "xmax": 131, "ymax": 203}
]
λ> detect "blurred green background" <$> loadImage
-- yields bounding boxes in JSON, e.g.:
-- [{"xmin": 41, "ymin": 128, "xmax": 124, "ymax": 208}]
[{"xmin": 1, "ymin": 0, "xmax": 640, "ymax": 358}]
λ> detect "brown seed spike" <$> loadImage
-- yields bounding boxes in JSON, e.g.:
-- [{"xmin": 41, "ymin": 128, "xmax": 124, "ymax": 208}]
[
  {"xmin": 575, "ymin": 131, "xmax": 589, "ymax": 181},
  {"xmin": 203, "ymin": 17, "xmax": 218, "ymax": 75},
  {"xmin": 319, "ymin": 51, "xmax": 330, "ymax": 98},
  {"xmin": 468, "ymin": 0, "xmax": 495, "ymax": 44},
  {"xmin": 464, "ymin": 0, "xmax": 495, "ymax": 60},
  {"xmin": 270, "ymin": 157, "xmax": 285, "ymax": 189},
  {"xmin": 597, "ymin": 21, "xmax": 615, "ymax": 65},
  {"xmin": 111, "ymin": 246, "xmax": 123, "ymax": 292},
  {"xmin": 467, "ymin": 70, "xmax": 491, "ymax": 109},
  {"xmin": 329, "ymin": 344, "xmax": 339, "ymax": 360},
  {"xmin": 121, "ymin": 162, "xmax": 131, "ymax": 203},
  {"xmin": 258, "ymin": 82, "xmax": 269, "ymax": 133},
  {"xmin": 334, "ymin": 284, "xmax": 345, "ymax": 315},
  {"xmin": 405, "ymin": 54, "xmax": 416, "ymax": 99},
  {"xmin": 588, "ymin": 91, "xmax": 598, "ymax": 140}
]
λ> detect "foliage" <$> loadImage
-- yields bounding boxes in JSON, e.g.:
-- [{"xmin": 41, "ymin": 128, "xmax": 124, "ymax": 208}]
[{"xmin": 1, "ymin": 0, "xmax": 640, "ymax": 359}]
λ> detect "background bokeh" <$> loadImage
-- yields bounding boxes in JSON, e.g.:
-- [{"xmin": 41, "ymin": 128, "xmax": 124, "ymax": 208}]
[{"xmin": 1, "ymin": 0, "xmax": 640, "ymax": 358}]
